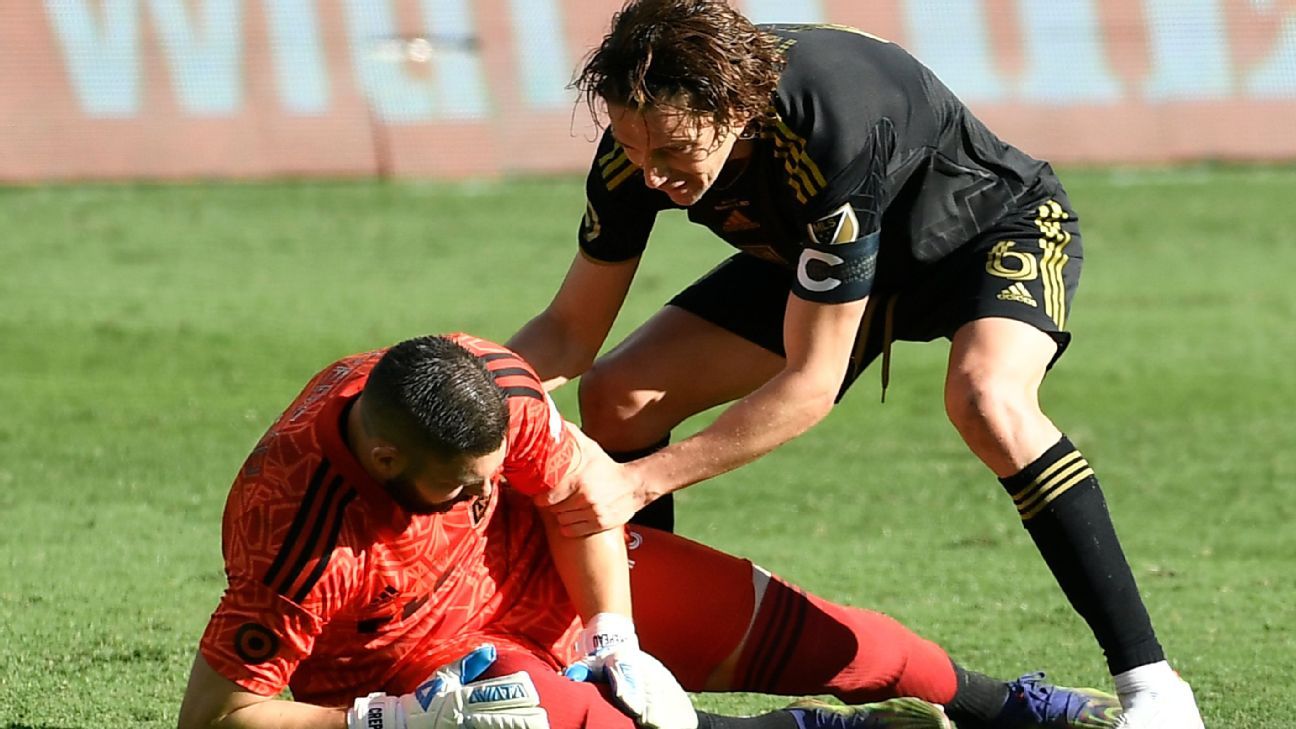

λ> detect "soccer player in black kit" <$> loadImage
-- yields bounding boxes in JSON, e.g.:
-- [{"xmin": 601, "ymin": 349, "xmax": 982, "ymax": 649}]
[{"xmin": 507, "ymin": 2, "xmax": 1203, "ymax": 727}]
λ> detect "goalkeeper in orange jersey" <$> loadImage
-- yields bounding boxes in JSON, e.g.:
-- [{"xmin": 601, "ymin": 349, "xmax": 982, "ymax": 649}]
[{"xmin": 178, "ymin": 333, "xmax": 1121, "ymax": 729}]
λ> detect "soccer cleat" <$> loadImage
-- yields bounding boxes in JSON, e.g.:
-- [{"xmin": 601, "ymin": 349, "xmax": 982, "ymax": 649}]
[
  {"xmin": 784, "ymin": 697, "xmax": 954, "ymax": 729},
  {"xmin": 1112, "ymin": 676, "xmax": 1204, "ymax": 729},
  {"xmin": 990, "ymin": 673, "xmax": 1123, "ymax": 728}
]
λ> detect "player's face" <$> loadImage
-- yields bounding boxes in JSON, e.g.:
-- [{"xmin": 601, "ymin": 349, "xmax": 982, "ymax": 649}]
[
  {"xmin": 606, "ymin": 102, "xmax": 749, "ymax": 206},
  {"xmin": 384, "ymin": 440, "xmax": 506, "ymax": 515}
]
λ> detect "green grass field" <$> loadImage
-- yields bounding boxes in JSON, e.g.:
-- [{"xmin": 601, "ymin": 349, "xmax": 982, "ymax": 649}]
[{"xmin": 2, "ymin": 166, "xmax": 1293, "ymax": 727}]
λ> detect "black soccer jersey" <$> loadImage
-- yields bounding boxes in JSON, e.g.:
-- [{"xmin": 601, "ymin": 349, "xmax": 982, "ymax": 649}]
[{"xmin": 579, "ymin": 24, "xmax": 1062, "ymax": 304}]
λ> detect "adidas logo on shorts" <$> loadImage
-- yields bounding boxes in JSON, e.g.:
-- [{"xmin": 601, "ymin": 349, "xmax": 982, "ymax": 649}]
[{"xmin": 997, "ymin": 282, "xmax": 1038, "ymax": 307}]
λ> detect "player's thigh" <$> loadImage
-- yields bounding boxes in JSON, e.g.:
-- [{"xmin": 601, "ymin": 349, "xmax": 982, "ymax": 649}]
[
  {"xmin": 941, "ymin": 195, "xmax": 1084, "ymax": 396},
  {"xmin": 579, "ymin": 256, "xmax": 788, "ymax": 439},
  {"xmin": 626, "ymin": 527, "xmax": 760, "ymax": 690},
  {"xmin": 485, "ymin": 648, "xmax": 637, "ymax": 729},
  {"xmin": 946, "ymin": 317, "xmax": 1057, "ymax": 406},
  {"xmin": 584, "ymin": 306, "xmax": 784, "ymax": 406}
]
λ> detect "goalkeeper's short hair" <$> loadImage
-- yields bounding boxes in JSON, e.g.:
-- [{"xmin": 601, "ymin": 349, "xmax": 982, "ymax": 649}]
[{"xmin": 363, "ymin": 336, "xmax": 509, "ymax": 458}]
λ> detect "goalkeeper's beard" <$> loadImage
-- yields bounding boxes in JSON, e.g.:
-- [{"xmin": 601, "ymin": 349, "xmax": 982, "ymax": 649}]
[{"xmin": 383, "ymin": 476, "xmax": 470, "ymax": 515}]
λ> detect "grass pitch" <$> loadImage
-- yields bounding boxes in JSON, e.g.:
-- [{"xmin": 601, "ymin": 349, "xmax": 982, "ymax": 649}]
[{"xmin": 1, "ymin": 166, "xmax": 1293, "ymax": 727}]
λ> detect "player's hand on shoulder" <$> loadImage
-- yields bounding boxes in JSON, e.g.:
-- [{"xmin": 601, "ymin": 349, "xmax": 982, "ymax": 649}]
[
  {"xmin": 538, "ymin": 423, "xmax": 650, "ymax": 537},
  {"xmin": 563, "ymin": 614, "xmax": 698, "ymax": 729},
  {"xmin": 348, "ymin": 644, "xmax": 549, "ymax": 729}
]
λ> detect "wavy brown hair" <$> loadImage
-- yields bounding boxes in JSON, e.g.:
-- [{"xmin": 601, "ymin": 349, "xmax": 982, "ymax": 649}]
[{"xmin": 575, "ymin": 0, "xmax": 784, "ymax": 131}]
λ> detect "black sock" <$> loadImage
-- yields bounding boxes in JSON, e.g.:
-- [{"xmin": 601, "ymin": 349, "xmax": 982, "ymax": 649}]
[
  {"xmin": 1000, "ymin": 435, "xmax": 1165, "ymax": 674},
  {"xmin": 944, "ymin": 663, "xmax": 1010, "ymax": 725},
  {"xmin": 609, "ymin": 435, "xmax": 675, "ymax": 533},
  {"xmin": 697, "ymin": 711, "xmax": 799, "ymax": 729}
]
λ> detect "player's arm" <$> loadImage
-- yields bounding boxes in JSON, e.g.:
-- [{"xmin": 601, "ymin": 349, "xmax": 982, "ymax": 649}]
[
  {"xmin": 536, "ymin": 426, "xmax": 698, "ymax": 729},
  {"xmin": 540, "ymin": 499, "xmax": 633, "ymax": 620},
  {"xmin": 536, "ymin": 420, "xmax": 633, "ymax": 620},
  {"xmin": 626, "ymin": 202, "xmax": 881, "ymax": 496},
  {"xmin": 180, "ymin": 647, "xmax": 550, "ymax": 729},
  {"xmin": 621, "ymin": 104, "xmax": 893, "ymax": 499},
  {"xmin": 627, "ymin": 294, "xmax": 868, "ymax": 494},
  {"xmin": 507, "ymin": 252, "xmax": 639, "ymax": 392},
  {"xmin": 510, "ymin": 134, "xmax": 659, "ymax": 392},
  {"xmin": 178, "ymin": 652, "xmax": 343, "ymax": 729}
]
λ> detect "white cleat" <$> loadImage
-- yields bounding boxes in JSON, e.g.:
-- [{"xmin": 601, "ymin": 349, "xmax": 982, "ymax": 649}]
[{"xmin": 1113, "ymin": 677, "xmax": 1205, "ymax": 729}]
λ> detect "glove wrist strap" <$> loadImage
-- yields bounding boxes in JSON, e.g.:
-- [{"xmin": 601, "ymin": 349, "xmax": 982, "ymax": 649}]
[
  {"xmin": 580, "ymin": 612, "xmax": 638, "ymax": 655},
  {"xmin": 348, "ymin": 693, "xmax": 404, "ymax": 729}
]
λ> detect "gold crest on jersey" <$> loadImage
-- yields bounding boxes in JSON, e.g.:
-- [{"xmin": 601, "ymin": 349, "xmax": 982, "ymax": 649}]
[{"xmin": 808, "ymin": 203, "xmax": 860, "ymax": 246}]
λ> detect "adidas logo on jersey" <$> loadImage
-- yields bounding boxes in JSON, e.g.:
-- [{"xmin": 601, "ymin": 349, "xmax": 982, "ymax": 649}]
[
  {"xmin": 997, "ymin": 282, "xmax": 1038, "ymax": 307},
  {"xmin": 722, "ymin": 209, "xmax": 760, "ymax": 232},
  {"xmin": 365, "ymin": 585, "xmax": 399, "ymax": 609}
]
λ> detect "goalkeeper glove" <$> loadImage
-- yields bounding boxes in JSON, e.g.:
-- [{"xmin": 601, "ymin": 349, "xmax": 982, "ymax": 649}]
[
  {"xmin": 563, "ymin": 613, "xmax": 697, "ymax": 729},
  {"xmin": 347, "ymin": 644, "xmax": 549, "ymax": 729}
]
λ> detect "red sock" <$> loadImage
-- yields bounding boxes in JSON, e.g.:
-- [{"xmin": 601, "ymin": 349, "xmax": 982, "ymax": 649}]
[{"xmin": 732, "ymin": 576, "xmax": 958, "ymax": 704}]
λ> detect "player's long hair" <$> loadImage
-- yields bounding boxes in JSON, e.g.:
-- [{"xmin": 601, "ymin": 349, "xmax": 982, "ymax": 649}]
[
  {"xmin": 364, "ymin": 336, "xmax": 508, "ymax": 458},
  {"xmin": 576, "ymin": 0, "xmax": 783, "ymax": 133}
]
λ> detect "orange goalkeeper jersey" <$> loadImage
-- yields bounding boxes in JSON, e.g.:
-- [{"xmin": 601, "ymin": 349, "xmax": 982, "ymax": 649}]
[{"xmin": 199, "ymin": 334, "xmax": 583, "ymax": 705}]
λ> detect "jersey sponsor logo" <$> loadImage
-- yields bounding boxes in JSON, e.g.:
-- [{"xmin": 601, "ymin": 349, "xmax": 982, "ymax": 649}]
[
  {"xmin": 997, "ymin": 282, "xmax": 1038, "ymax": 307},
  {"xmin": 796, "ymin": 248, "xmax": 845, "ymax": 293},
  {"xmin": 468, "ymin": 681, "xmax": 529, "ymax": 705},
  {"xmin": 233, "ymin": 622, "xmax": 280, "ymax": 664},
  {"xmin": 713, "ymin": 198, "xmax": 751, "ymax": 211},
  {"xmin": 808, "ymin": 203, "xmax": 860, "ymax": 246},
  {"xmin": 722, "ymin": 209, "xmax": 761, "ymax": 233},
  {"xmin": 366, "ymin": 705, "xmax": 385, "ymax": 729}
]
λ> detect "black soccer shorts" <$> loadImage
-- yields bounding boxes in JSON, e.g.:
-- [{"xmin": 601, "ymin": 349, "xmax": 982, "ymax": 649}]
[{"xmin": 668, "ymin": 194, "xmax": 1084, "ymax": 400}]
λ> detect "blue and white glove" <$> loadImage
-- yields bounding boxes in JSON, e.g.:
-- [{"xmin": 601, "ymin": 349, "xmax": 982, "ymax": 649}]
[
  {"xmin": 563, "ymin": 613, "xmax": 697, "ymax": 729},
  {"xmin": 348, "ymin": 644, "xmax": 549, "ymax": 729}
]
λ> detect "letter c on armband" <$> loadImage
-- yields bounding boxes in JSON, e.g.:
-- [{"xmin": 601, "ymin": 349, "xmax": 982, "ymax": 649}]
[{"xmin": 797, "ymin": 248, "xmax": 845, "ymax": 293}]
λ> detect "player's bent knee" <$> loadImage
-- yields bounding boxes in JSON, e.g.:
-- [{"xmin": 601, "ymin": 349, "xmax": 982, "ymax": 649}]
[
  {"xmin": 578, "ymin": 367, "xmax": 685, "ymax": 449},
  {"xmin": 944, "ymin": 374, "xmax": 1039, "ymax": 439},
  {"xmin": 578, "ymin": 364, "xmax": 653, "ymax": 430}
]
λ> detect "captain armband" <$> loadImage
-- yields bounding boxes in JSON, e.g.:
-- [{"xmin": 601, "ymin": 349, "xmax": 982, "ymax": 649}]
[{"xmin": 794, "ymin": 202, "xmax": 880, "ymax": 304}]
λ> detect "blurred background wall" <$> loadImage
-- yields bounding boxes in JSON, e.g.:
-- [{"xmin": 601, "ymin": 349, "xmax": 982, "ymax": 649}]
[{"xmin": 3, "ymin": 0, "xmax": 1296, "ymax": 182}]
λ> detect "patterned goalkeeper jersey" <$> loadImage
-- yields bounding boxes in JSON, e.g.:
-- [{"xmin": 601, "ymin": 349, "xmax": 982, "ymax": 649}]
[{"xmin": 199, "ymin": 334, "xmax": 584, "ymax": 705}]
